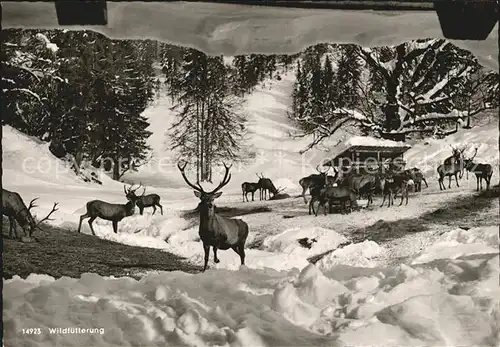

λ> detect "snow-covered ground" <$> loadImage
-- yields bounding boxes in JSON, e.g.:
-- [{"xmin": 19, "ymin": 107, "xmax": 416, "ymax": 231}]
[
  {"xmin": 4, "ymin": 225, "xmax": 499, "ymax": 346},
  {"xmin": 3, "ymin": 66, "xmax": 499, "ymax": 346}
]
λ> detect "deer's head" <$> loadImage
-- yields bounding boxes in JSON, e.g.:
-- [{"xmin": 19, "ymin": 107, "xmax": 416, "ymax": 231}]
[
  {"xmin": 178, "ymin": 162, "xmax": 232, "ymax": 216},
  {"xmin": 463, "ymin": 147, "xmax": 478, "ymax": 170},
  {"xmin": 450, "ymin": 144, "xmax": 467, "ymax": 161},
  {"xmin": 124, "ymin": 183, "xmax": 144, "ymax": 203}
]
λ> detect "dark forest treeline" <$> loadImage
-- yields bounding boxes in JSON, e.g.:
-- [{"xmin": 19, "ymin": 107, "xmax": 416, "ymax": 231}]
[
  {"xmin": 1, "ymin": 29, "xmax": 294, "ymax": 182},
  {"xmin": 1, "ymin": 30, "xmax": 156, "ymax": 180},
  {"xmin": 2, "ymin": 29, "xmax": 498, "ymax": 181}
]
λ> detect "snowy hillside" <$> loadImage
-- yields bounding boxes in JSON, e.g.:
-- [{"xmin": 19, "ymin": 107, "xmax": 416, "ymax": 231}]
[
  {"xmin": 127, "ymin": 70, "xmax": 350, "ymax": 194},
  {"xmin": 4, "ymin": 225, "xmax": 499, "ymax": 347}
]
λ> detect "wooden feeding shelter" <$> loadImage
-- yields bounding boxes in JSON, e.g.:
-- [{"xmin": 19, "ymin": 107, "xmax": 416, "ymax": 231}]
[{"xmin": 324, "ymin": 136, "xmax": 412, "ymax": 174}]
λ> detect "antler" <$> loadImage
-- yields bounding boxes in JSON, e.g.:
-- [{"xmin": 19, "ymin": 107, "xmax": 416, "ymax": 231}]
[
  {"xmin": 132, "ymin": 182, "xmax": 143, "ymax": 193},
  {"xmin": 28, "ymin": 198, "xmax": 39, "ymax": 211},
  {"xmin": 141, "ymin": 187, "xmax": 146, "ymax": 196},
  {"xmin": 35, "ymin": 202, "xmax": 59, "ymax": 228},
  {"xmin": 177, "ymin": 162, "xmax": 204, "ymax": 192},
  {"xmin": 275, "ymin": 186, "xmax": 285, "ymax": 194},
  {"xmin": 256, "ymin": 173, "xmax": 263, "ymax": 179},
  {"xmin": 469, "ymin": 147, "xmax": 478, "ymax": 161},
  {"xmin": 207, "ymin": 163, "xmax": 232, "ymax": 195}
]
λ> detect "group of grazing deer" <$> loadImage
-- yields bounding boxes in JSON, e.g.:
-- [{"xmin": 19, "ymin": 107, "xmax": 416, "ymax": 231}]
[
  {"xmin": 241, "ymin": 173, "xmax": 282, "ymax": 202},
  {"xmin": 300, "ymin": 164, "xmax": 424, "ymax": 216},
  {"xmin": 299, "ymin": 145, "xmax": 493, "ymax": 217}
]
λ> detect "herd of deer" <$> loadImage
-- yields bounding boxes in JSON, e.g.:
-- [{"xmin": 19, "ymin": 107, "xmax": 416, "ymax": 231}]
[{"xmin": 1, "ymin": 144, "xmax": 494, "ymax": 271}]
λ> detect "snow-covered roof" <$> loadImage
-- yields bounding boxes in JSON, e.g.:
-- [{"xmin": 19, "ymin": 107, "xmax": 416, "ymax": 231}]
[{"xmin": 325, "ymin": 136, "xmax": 412, "ymax": 164}]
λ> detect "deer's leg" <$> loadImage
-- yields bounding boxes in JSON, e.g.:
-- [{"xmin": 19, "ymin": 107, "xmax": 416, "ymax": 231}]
[
  {"xmin": 309, "ymin": 198, "xmax": 314, "ymax": 215},
  {"xmin": 152, "ymin": 205, "xmax": 157, "ymax": 215},
  {"xmin": 251, "ymin": 191, "xmax": 255, "ymax": 201},
  {"xmin": 88, "ymin": 216, "xmax": 97, "ymax": 236},
  {"xmin": 213, "ymin": 247, "xmax": 220, "ymax": 263},
  {"xmin": 139, "ymin": 206, "xmax": 144, "ymax": 215},
  {"xmin": 112, "ymin": 221, "xmax": 118, "ymax": 234},
  {"xmin": 158, "ymin": 204, "xmax": 164, "ymax": 215},
  {"xmin": 388, "ymin": 191, "xmax": 393, "ymax": 207},
  {"xmin": 301, "ymin": 186, "xmax": 308, "ymax": 205},
  {"xmin": 78, "ymin": 213, "xmax": 88, "ymax": 233},
  {"xmin": 380, "ymin": 193, "xmax": 387, "ymax": 207},
  {"xmin": 202, "ymin": 243, "xmax": 210, "ymax": 272},
  {"xmin": 8, "ymin": 216, "xmax": 17, "ymax": 239},
  {"xmin": 236, "ymin": 243, "xmax": 245, "ymax": 266}
]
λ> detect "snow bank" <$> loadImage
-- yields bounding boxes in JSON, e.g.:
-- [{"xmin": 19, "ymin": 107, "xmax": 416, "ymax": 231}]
[
  {"xmin": 411, "ymin": 225, "xmax": 499, "ymax": 265},
  {"xmin": 4, "ymin": 225, "xmax": 499, "ymax": 347},
  {"xmin": 263, "ymin": 226, "xmax": 348, "ymax": 258},
  {"xmin": 317, "ymin": 240, "xmax": 386, "ymax": 269}
]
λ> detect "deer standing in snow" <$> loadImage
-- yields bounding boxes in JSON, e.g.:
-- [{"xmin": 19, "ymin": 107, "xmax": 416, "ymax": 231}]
[
  {"xmin": 2, "ymin": 189, "xmax": 59, "ymax": 240},
  {"xmin": 463, "ymin": 148, "xmax": 494, "ymax": 191},
  {"xmin": 437, "ymin": 145, "xmax": 467, "ymax": 190},
  {"xmin": 178, "ymin": 162, "xmax": 249, "ymax": 272},
  {"xmin": 126, "ymin": 183, "xmax": 163, "ymax": 215},
  {"xmin": 241, "ymin": 181, "xmax": 261, "ymax": 202},
  {"xmin": 77, "ymin": 185, "xmax": 141, "ymax": 235},
  {"xmin": 299, "ymin": 165, "xmax": 336, "ymax": 204}
]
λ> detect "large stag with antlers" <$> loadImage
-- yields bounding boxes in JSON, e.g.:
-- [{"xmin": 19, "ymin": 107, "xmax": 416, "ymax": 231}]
[
  {"xmin": 437, "ymin": 145, "xmax": 467, "ymax": 190},
  {"xmin": 299, "ymin": 165, "xmax": 336, "ymax": 204},
  {"xmin": 178, "ymin": 162, "xmax": 249, "ymax": 272},
  {"xmin": 255, "ymin": 173, "xmax": 281, "ymax": 200},
  {"xmin": 125, "ymin": 183, "xmax": 163, "ymax": 215},
  {"xmin": 463, "ymin": 148, "xmax": 494, "ymax": 191},
  {"xmin": 1, "ymin": 189, "xmax": 58, "ymax": 240},
  {"xmin": 77, "ymin": 185, "xmax": 141, "ymax": 235}
]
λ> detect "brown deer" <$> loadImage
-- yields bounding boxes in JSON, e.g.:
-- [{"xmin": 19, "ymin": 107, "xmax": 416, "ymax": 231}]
[
  {"xmin": 463, "ymin": 148, "xmax": 494, "ymax": 191},
  {"xmin": 437, "ymin": 145, "xmax": 467, "ymax": 190},
  {"xmin": 310, "ymin": 185, "xmax": 357, "ymax": 216},
  {"xmin": 255, "ymin": 173, "xmax": 278, "ymax": 200},
  {"xmin": 380, "ymin": 174, "xmax": 413, "ymax": 207},
  {"xmin": 241, "ymin": 181, "xmax": 261, "ymax": 202},
  {"xmin": 299, "ymin": 165, "xmax": 336, "ymax": 204},
  {"xmin": 128, "ymin": 183, "xmax": 163, "ymax": 215},
  {"xmin": 2, "ymin": 189, "xmax": 59, "ymax": 240},
  {"xmin": 178, "ymin": 162, "xmax": 249, "ymax": 272},
  {"xmin": 403, "ymin": 167, "xmax": 428, "ymax": 192},
  {"xmin": 77, "ymin": 185, "xmax": 141, "ymax": 235}
]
